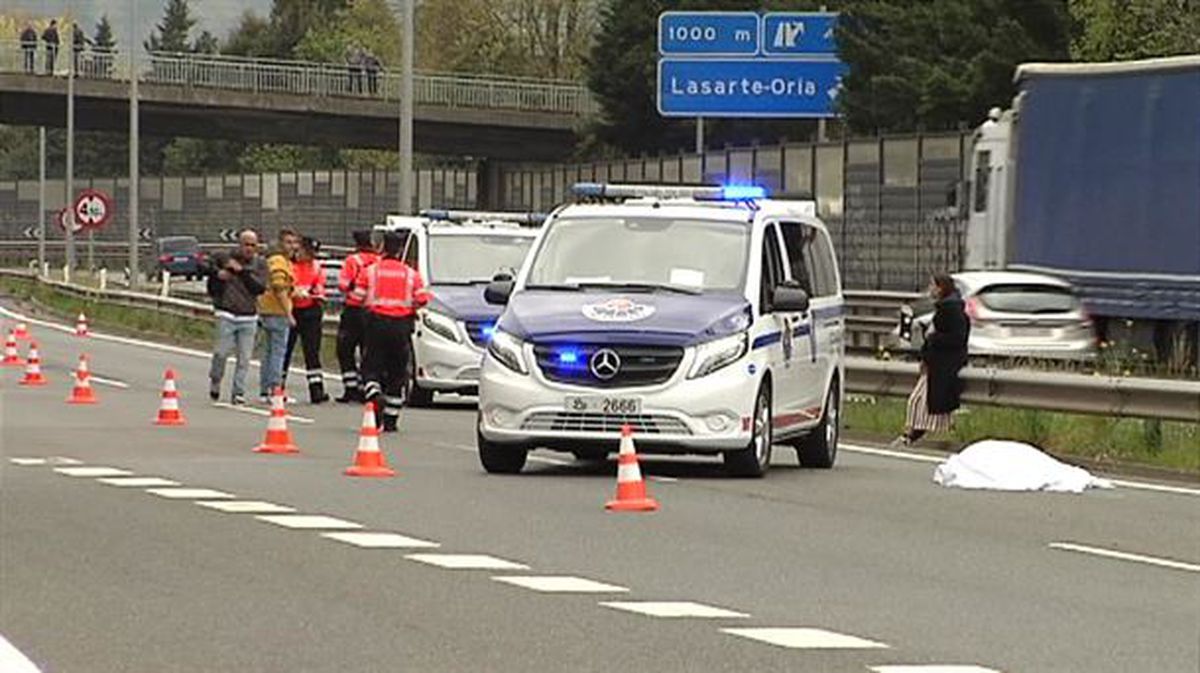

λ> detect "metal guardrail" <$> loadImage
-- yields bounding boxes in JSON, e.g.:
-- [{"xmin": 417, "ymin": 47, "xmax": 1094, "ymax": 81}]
[
  {"xmin": 0, "ymin": 40, "xmax": 598, "ymax": 116},
  {"xmin": 3, "ymin": 269, "xmax": 1197, "ymax": 423}
]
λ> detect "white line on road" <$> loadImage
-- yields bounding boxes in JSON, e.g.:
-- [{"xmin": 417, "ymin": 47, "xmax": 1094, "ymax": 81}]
[
  {"xmin": 1048, "ymin": 542, "xmax": 1200, "ymax": 573},
  {"xmin": 493, "ymin": 576, "xmax": 629, "ymax": 593},
  {"xmin": 0, "ymin": 633, "xmax": 42, "ymax": 673},
  {"xmin": 600, "ymin": 601, "xmax": 749, "ymax": 619},
  {"xmin": 197, "ymin": 500, "xmax": 297, "ymax": 514},
  {"xmin": 871, "ymin": 666, "xmax": 1001, "ymax": 673},
  {"xmin": 52, "ymin": 457, "xmax": 81, "ymax": 464},
  {"xmin": 211, "ymin": 402, "xmax": 316, "ymax": 424},
  {"xmin": 321, "ymin": 532, "xmax": 440, "ymax": 549},
  {"xmin": 722, "ymin": 627, "xmax": 889, "ymax": 649},
  {"xmin": 89, "ymin": 375, "xmax": 130, "ymax": 389},
  {"xmin": 527, "ymin": 455, "xmax": 572, "ymax": 466},
  {"xmin": 405, "ymin": 553, "xmax": 529, "ymax": 570},
  {"xmin": 255, "ymin": 515, "xmax": 363, "ymax": 530},
  {"xmin": 53, "ymin": 466, "xmax": 133, "ymax": 478},
  {"xmin": 1108, "ymin": 479, "xmax": 1200, "ymax": 497},
  {"xmin": 7, "ymin": 458, "xmax": 47, "ymax": 466},
  {"xmin": 146, "ymin": 488, "xmax": 236, "ymax": 500},
  {"xmin": 97, "ymin": 477, "xmax": 180, "ymax": 487}
]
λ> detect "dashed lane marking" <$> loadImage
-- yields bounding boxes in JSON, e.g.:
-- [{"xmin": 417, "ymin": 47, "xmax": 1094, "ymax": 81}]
[
  {"xmin": 89, "ymin": 375, "xmax": 130, "ymax": 389},
  {"xmin": 527, "ymin": 455, "xmax": 572, "ymax": 466},
  {"xmin": 1108, "ymin": 479, "xmax": 1200, "ymax": 497},
  {"xmin": 405, "ymin": 554, "xmax": 529, "ymax": 570},
  {"xmin": 321, "ymin": 532, "xmax": 440, "ymax": 549},
  {"xmin": 871, "ymin": 666, "xmax": 1001, "ymax": 673},
  {"xmin": 493, "ymin": 576, "xmax": 629, "ymax": 593},
  {"xmin": 600, "ymin": 601, "xmax": 749, "ymax": 619},
  {"xmin": 8, "ymin": 458, "xmax": 47, "ymax": 466},
  {"xmin": 146, "ymin": 488, "xmax": 235, "ymax": 500},
  {"xmin": 722, "ymin": 627, "xmax": 890, "ymax": 649},
  {"xmin": 211, "ymin": 402, "xmax": 316, "ymax": 424},
  {"xmin": 0, "ymin": 633, "xmax": 42, "ymax": 673},
  {"xmin": 52, "ymin": 457, "xmax": 81, "ymax": 464},
  {"xmin": 255, "ymin": 515, "xmax": 363, "ymax": 530},
  {"xmin": 53, "ymin": 466, "xmax": 133, "ymax": 478},
  {"xmin": 197, "ymin": 500, "xmax": 297, "ymax": 514},
  {"xmin": 1049, "ymin": 542, "xmax": 1200, "ymax": 573},
  {"xmin": 97, "ymin": 477, "xmax": 180, "ymax": 487}
]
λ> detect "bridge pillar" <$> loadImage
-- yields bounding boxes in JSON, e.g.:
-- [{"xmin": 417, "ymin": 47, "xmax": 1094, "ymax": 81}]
[{"xmin": 475, "ymin": 160, "xmax": 504, "ymax": 210}]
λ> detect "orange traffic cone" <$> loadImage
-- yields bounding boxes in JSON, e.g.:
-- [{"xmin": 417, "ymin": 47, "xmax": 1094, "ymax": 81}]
[
  {"xmin": 344, "ymin": 402, "xmax": 395, "ymax": 477},
  {"xmin": 13, "ymin": 321, "xmax": 30, "ymax": 340},
  {"xmin": 75, "ymin": 313, "xmax": 89, "ymax": 337},
  {"xmin": 153, "ymin": 369, "xmax": 187, "ymax": 426},
  {"xmin": 254, "ymin": 387, "xmax": 300, "ymax": 454},
  {"xmin": 66, "ymin": 354, "xmax": 98, "ymax": 404},
  {"xmin": 605, "ymin": 425, "xmax": 659, "ymax": 512},
  {"xmin": 1, "ymin": 330, "xmax": 22, "ymax": 366},
  {"xmin": 18, "ymin": 341, "xmax": 48, "ymax": 386}
]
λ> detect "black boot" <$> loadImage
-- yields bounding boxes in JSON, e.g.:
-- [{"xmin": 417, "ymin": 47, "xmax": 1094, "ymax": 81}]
[
  {"xmin": 309, "ymin": 382, "xmax": 330, "ymax": 405},
  {"xmin": 335, "ymin": 388, "xmax": 362, "ymax": 404}
]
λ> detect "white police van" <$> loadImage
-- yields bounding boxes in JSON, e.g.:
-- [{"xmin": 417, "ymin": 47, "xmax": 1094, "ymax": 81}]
[
  {"xmin": 375, "ymin": 210, "xmax": 539, "ymax": 406},
  {"xmin": 477, "ymin": 184, "xmax": 846, "ymax": 477}
]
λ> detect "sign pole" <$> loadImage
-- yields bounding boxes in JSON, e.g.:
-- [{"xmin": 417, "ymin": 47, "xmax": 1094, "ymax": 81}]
[
  {"xmin": 398, "ymin": 0, "xmax": 414, "ymax": 214},
  {"xmin": 695, "ymin": 117, "xmax": 704, "ymax": 154},
  {"xmin": 129, "ymin": 0, "xmax": 140, "ymax": 289},
  {"xmin": 37, "ymin": 127, "xmax": 46, "ymax": 274},
  {"xmin": 65, "ymin": 15, "xmax": 76, "ymax": 270}
]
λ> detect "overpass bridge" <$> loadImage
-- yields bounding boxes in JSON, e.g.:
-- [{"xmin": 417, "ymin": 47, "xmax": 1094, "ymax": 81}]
[{"xmin": 0, "ymin": 42, "xmax": 595, "ymax": 161}]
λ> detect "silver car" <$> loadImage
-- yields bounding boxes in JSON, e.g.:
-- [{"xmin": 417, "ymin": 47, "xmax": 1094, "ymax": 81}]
[{"xmin": 898, "ymin": 271, "xmax": 1096, "ymax": 361}]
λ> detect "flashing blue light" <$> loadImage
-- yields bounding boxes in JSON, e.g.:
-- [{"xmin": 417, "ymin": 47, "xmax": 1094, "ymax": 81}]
[
  {"xmin": 572, "ymin": 182, "xmax": 605, "ymax": 197},
  {"xmin": 557, "ymin": 350, "xmax": 580, "ymax": 365},
  {"xmin": 481, "ymin": 324, "xmax": 496, "ymax": 340},
  {"xmin": 721, "ymin": 185, "xmax": 768, "ymax": 200},
  {"xmin": 423, "ymin": 209, "xmax": 451, "ymax": 221}
]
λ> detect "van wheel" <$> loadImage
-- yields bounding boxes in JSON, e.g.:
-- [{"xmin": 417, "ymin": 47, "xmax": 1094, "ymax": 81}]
[
  {"xmin": 724, "ymin": 383, "xmax": 772, "ymax": 478},
  {"xmin": 797, "ymin": 382, "xmax": 839, "ymax": 468},
  {"xmin": 405, "ymin": 352, "xmax": 434, "ymax": 407},
  {"xmin": 477, "ymin": 415, "xmax": 527, "ymax": 474}
]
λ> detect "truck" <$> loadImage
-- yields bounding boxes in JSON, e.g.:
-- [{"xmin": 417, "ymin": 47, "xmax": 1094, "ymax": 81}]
[{"xmin": 964, "ymin": 55, "xmax": 1200, "ymax": 368}]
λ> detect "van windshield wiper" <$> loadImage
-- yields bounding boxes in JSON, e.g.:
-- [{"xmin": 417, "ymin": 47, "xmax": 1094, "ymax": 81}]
[
  {"xmin": 574, "ymin": 281, "xmax": 702, "ymax": 295},
  {"xmin": 526, "ymin": 283, "xmax": 584, "ymax": 292}
]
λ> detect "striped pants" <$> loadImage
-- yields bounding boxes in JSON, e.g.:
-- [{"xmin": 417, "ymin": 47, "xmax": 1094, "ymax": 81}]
[{"xmin": 905, "ymin": 373, "xmax": 953, "ymax": 434}]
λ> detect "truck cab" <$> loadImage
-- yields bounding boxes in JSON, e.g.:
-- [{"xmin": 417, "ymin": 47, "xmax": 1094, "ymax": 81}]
[{"xmin": 965, "ymin": 106, "xmax": 1015, "ymax": 272}]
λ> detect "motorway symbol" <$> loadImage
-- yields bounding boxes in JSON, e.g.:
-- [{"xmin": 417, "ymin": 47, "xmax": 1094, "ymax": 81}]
[
  {"xmin": 56, "ymin": 207, "xmax": 83, "ymax": 234},
  {"xmin": 73, "ymin": 188, "xmax": 114, "ymax": 231},
  {"xmin": 657, "ymin": 58, "xmax": 848, "ymax": 118},
  {"xmin": 762, "ymin": 12, "xmax": 839, "ymax": 56}
]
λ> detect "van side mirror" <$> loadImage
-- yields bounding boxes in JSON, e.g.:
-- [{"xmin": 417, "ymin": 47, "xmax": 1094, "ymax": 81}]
[
  {"xmin": 771, "ymin": 284, "xmax": 809, "ymax": 313},
  {"xmin": 484, "ymin": 279, "xmax": 514, "ymax": 305}
]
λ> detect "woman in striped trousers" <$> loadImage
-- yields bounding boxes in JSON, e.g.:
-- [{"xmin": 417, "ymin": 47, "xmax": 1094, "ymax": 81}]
[{"xmin": 895, "ymin": 274, "xmax": 970, "ymax": 446}]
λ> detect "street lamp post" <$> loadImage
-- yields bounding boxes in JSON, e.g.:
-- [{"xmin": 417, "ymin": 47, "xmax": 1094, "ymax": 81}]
[
  {"xmin": 65, "ymin": 15, "xmax": 76, "ymax": 270},
  {"xmin": 129, "ymin": 0, "xmax": 140, "ymax": 288},
  {"xmin": 398, "ymin": 0, "xmax": 414, "ymax": 214}
]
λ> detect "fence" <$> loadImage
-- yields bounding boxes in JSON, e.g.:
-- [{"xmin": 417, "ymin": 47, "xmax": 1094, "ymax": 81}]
[{"xmin": 498, "ymin": 132, "xmax": 972, "ymax": 292}]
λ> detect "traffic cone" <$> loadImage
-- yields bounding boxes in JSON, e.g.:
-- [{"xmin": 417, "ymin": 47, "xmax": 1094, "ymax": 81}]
[
  {"xmin": 1, "ymin": 330, "xmax": 22, "ymax": 366},
  {"xmin": 66, "ymin": 354, "xmax": 98, "ymax": 405},
  {"xmin": 75, "ymin": 313, "xmax": 89, "ymax": 337},
  {"xmin": 18, "ymin": 341, "xmax": 48, "ymax": 386},
  {"xmin": 605, "ymin": 425, "xmax": 659, "ymax": 513},
  {"xmin": 153, "ymin": 369, "xmax": 187, "ymax": 426},
  {"xmin": 344, "ymin": 402, "xmax": 395, "ymax": 477},
  {"xmin": 13, "ymin": 321, "xmax": 30, "ymax": 340},
  {"xmin": 254, "ymin": 387, "xmax": 300, "ymax": 454}
]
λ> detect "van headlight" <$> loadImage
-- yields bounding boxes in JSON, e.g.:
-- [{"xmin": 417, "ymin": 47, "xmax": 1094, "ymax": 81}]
[
  {"xmin": 487, "ymin": 329, "xmax": 528, "ymax": 375},
  {"xmin": 688, "ymin": 332, "xmax": 748, "ymax": 379},
  {"xmin": 421, "ymin": 310, "xmax": 462, "ymax": 343}
]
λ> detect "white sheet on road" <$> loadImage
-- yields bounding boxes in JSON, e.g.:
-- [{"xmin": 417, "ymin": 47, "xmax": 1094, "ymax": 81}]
[{"xmin": 933, "ymin": 440, "xmax": 1114, "ymax": 493}]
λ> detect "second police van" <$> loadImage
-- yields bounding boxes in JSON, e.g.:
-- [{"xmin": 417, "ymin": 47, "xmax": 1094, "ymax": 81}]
[
  {"xmin": 477, "ymin": 183, "xmax": 846, "ymax": 477},
  {"xmin": 376, "ymin": 210, "xmax": 539, "ymax": 406}
]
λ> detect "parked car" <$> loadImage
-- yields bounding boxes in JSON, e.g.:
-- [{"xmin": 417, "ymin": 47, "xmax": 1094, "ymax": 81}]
[
  {"xmin": 319, "ymin": 257, "xmax": 344, "ymax": 309},
  {"xmin": 153, "ymin": 236, "xmax": 205, "ymax": 280},
  {"xmin": 896, "ymin": 271, "xmax": 1096, "ymax": 361}
]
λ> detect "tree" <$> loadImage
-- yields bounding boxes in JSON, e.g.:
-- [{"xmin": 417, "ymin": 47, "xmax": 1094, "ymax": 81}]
[
  {"xmin": 145, "ymin": 0, "xmax": 197, "ymax": 53},
  {"xmin": 294, "ymin": 0, "xmax": 400, "ymax": 65},
  {"xmin": 222, "ymin": 11, "xmax": 273, "ymax": 57},
  {"xmin": 268, "ymin": 0, "xmax": 350, "ymax": 58},
  {"xmin": 1069, "ymin": 0, "xmax": 1200, "ymax": 61},
  {"xmin": 93, "ymin": 15, "xmax": 117, "ymax": 77}
]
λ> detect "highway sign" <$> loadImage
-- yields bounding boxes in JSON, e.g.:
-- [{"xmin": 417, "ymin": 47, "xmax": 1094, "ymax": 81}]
[
  {"xmin": 762, "ymin": 12, "xmax": 839, "ymax": 57},
  {"xmin": 21, "ymin": 226, "xmax": 37, "ymax": 239},
  {"xmin": 658, "ymin": 12, "xmax": 760, "ymax": 56},
  {"xmin": 658, "ymin": 58, "xmax": 847, "ymax": 118},
  {"xmin": 139, "ymin": 228, "xmax": 153, "ymax": 242},
  {"xmin": 56, "ymin": 208, "xmax": 83, "ymax": 234},
  {"xmin": 73, "ymin": 189, "xmax": 113, "ymax": 230},
  {"xmin": 219, "ymin": 229, "xmax": 238, "ymax": 243}
]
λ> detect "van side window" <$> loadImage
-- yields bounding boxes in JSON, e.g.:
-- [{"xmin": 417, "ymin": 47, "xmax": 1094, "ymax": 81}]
[
  {"xmin": 402, "ymin": 233, "xmax": 420, "ymax": 268},
  {"xmin": 777, "ymin": 221, "xmax": 812, "ymax": 295},
  {"xmin": 809, "ymin": 229, "xmax": 839, "ymax": 297},
  {"xmin": 760, "ymin": 224, "xmax": 786, "ymax": 312},
  {"xmin": 780, "ymin": 222, "xmax": 839, "ymax": 298}
]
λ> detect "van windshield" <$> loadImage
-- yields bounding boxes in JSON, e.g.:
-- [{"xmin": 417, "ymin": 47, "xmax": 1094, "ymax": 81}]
[
  {"xmin": 428, "ymin": 234, "xmax": 533, "ymax": 285},
  {"xmin": 525, "ymin": 217, "xmax": 748, "ymax": 293}
]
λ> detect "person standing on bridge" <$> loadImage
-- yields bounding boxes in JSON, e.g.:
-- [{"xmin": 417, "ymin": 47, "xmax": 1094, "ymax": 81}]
[
  {"xmin": 258, "ymin": 228, "xmax": 299, "ymax": 404},
  {"xmin": 72, "ymin": 23, "xmax": 91, "ymax": 77},
  {"xmin": 282, "ymin": 236, "xmax": 330, "ymax": 404},
  {"xmin": 335, "ymin": 230, "xmax": 379, "ymax": 403},
  {"xmin": 42, "ymin": 20, "xmax": 59, "ymax": 75},
  {"xmin": 20, "ymin": 23, "xmax": 38, "ymax": 74},
  {"xmin": 359, "ymin": 231, "xmax": 429, "ymax": 432},
  {"xmin": 207, "ymin": 229, "xmax": 267, "ymax": 405},
  {"xmin": 893, "ymin": 274, "xmax": 970, "ymax": 446}
]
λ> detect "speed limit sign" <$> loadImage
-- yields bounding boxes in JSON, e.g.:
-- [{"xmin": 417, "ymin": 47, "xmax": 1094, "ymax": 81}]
[
  {"xmin": 73, "ymin": 189, "xmax": 113, "ymax": 231},
  {"xmin": 56, "ymin": 207, "xmax": 83, "ymax": 234}
]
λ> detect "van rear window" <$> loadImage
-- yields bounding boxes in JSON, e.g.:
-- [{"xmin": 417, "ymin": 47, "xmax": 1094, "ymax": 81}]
[{"xmin": 976, "ymin": 284, "xmax": 1079, "ymax": 314}]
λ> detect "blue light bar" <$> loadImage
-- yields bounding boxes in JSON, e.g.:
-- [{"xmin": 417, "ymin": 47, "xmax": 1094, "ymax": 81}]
[
  {"xmin": 571, "ymin": 182, "xmax": 767, "ymax": 202},
  {"xmin": 720, "ymin": 184, "xmax": 768, "ymax": 200},
  {"xmin": 481, "ymin": 324, "xmax": 496, "ymax": 340},
  {"xmin": 420, "ymin": 209, "xmax": 546, "ymax": 225}
]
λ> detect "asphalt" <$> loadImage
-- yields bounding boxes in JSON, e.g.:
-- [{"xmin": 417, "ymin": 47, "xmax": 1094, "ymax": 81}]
[{"xmin": 2, "ymin": 305, "xmax": 1198, "ymax": 673}]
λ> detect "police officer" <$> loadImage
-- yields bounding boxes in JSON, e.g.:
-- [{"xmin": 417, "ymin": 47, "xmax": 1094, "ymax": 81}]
[
  {"xmin": 359, "ymin": 232, "xmax": 429, "ymax": 431},
  {"xmin": 335, "ymin": 230, "xmax": 379, "ymax": 403}
]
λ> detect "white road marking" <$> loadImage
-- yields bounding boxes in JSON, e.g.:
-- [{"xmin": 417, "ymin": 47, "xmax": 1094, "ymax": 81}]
[
  {"xmin": 321, "ymin": 532, "xmax": 440, "ymax": 549},
  {"xmin": 53, "ymin": 466, "xmax": 133, "ymax": 478},
  {"xmin": 211, "ymin": 402, "xmax": 315, "ymax": 424},
  {"xmin": 1108, "ymin": 479, "xmax": 1200, "ymax": 497},
  {"xmin": 722, "ymin": 627, "xmax": 889, "ymax": 649},
  {"xmin": 89, "ymin": 376, "xmax": 129, "ymax": 389},
  {"xmin": 649, "ymin": 476, "xmax": 679, "ymax": 483},
  {"xmin": 405, "ymin": 553, "xmax": 529, "ymax": 570},
  {"xmin": 871, "ymin": 666, "xmax": 1001, "ymax": 673},
  {"xmin": 840, "ymin": 443, "xmax": 944, "ymax": 464},
  {"xmin": 255, "ymin": 515, "xmax": 363, "ymax": 530},
  {"xmin": 527, "ymin": 455, "xmax": 572, "ymax": 466},
  {"xmin": 197, "ymin": 500, "xmax": 297, "ymax": 514},
  {"xmin": 97, "ymin": 477, "xmax": 180, "ymax": 487},
  {"xmin": 51, "ymin": 457, "xmax": 82, "ymax": 464},
  {"xmin": 146, "ymin": 488, "xmax": 235, "ymax": 500},
  {"xmin": 0, "ymin": 633, "xmax": 42, "ymax": 673},
  {"xmin": 1049, "ymin": 542, "xmax": 1200, "ymax": 573},
  {"xmin": 8, "ymin": 458, "xmax": 47, "ymax": 466},
  {"xmin": 600, "ymin": 601, "xmax": 749, "ymax": 619},
  {"xmin": 492, "ymin": 576, "xmax": 629, "ymax": 593}
]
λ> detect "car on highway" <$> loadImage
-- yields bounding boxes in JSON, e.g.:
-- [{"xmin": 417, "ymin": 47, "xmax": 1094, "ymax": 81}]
[
  {"xmin": 376, "ymin": 211, "xmax": 540, "ymax": 406},
  {"xmin": 154, "ymin": 235, "xmax": 205, "ymax": 280},
  {"xmin": 477, "ymin": 183, "xmax": 846, "ymax": 477},
  {"xmin": 896, "ymin": 271, "xmax": 1096, "ymax": 361}
]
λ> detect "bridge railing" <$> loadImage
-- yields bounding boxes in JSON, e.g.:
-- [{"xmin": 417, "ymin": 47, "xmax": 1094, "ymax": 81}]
[{"xmin": 0, "ymin": 40, "xmax": 598, "ymax": 116}]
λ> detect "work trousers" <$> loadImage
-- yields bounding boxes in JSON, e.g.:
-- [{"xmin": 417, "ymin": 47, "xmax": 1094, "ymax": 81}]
[
  {"xmin": 362, "ymin": 313, "xmax": 414, "ymax": 430},
  {"xmin": 283, "ymin": 305, "xmax": 327, "ymax": 402},
  {"xmin": 336, "ymin": 305, "xmax": 368, "ymax": 399}
]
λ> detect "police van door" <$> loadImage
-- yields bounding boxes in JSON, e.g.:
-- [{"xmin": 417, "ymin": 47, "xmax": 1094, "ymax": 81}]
[
  {"xmin": 775, "ymin": 221, "xmax": 824, "ymax": 425},
  {"xmin": 758, "ymin": 221, "xmax": 812, "ymax": 430}
]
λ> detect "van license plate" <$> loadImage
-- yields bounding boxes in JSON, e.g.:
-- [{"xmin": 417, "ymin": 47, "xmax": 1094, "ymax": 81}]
[{"xmin": 565, "ymin": 396, "xmax": 642, "ymax": 415}]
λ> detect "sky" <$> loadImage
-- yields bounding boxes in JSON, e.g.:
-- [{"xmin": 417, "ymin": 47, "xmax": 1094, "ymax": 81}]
[{"xmin": 5, "ymin": 0, "xmax": 272, "ymax": 51}]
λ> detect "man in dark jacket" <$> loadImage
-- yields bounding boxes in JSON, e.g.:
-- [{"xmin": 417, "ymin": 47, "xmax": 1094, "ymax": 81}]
[
  {"xmin": 42, "ymin": 20, "xmax": 59, "ymax": 74},
  {"xmin": 895, "ymin": 274, "xmax": 970, "ymax": 445},
  {"xmin": 207, "ymin": 229, "xmax": 267, "ymax": 404},
  {"xmin": 20, "ymin": 24, "xmax": 38, "ymax": 74}
]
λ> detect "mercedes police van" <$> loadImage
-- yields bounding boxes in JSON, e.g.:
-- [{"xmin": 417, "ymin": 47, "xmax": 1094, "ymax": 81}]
[
  {"xmin": 477, "ymin": 183, "xmax": 846, "ymax": 477},
  {"xmin": 376, "ymin": 210, "xmax": 540, "ymax": 406}
]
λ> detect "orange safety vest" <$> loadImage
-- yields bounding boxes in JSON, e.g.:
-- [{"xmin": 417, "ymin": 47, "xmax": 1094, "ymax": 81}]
[
  {"xmin": 361, "ymin": 258, "xmax": 430, "ymax": 318},
  {"xmin": 291, "ymin": 259, "xmax": 326, "ymax": 310},
  {"xmin": 339, "ymin": 250, "xmax": 379, "ymax": 308}
]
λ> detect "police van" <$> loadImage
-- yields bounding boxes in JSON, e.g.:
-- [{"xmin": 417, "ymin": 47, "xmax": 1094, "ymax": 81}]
[
  {"xmin": 477, "ymin": 183, "xmax": 846, "ymax": 477},
  {"xmin": 376, "ymin": 210, "xmax": 540, "ymax": 406}
]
